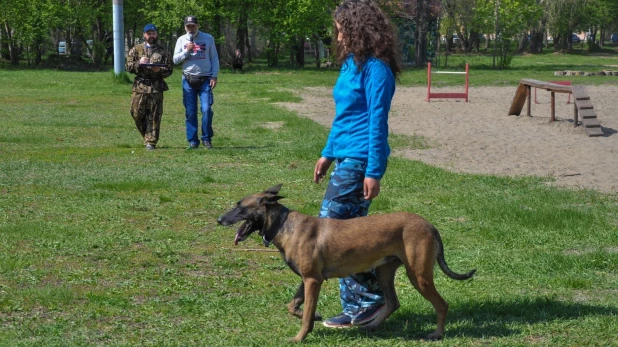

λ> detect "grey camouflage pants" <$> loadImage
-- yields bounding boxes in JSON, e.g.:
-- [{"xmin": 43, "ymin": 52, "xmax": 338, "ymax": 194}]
[{"xmin": 319, "ymin": 158, "xmax": 384, "ymax": 317}]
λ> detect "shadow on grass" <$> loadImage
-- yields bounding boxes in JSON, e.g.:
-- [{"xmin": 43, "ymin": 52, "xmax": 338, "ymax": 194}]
[{"xmin": 316, "ymin": 297, "xmax": 617, "ymax": 340}]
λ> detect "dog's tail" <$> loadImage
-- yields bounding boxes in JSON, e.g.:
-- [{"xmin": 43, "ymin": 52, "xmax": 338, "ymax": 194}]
[{"xmin": 432, "ymin": 226, "xmax": 476, "ymax": 280}]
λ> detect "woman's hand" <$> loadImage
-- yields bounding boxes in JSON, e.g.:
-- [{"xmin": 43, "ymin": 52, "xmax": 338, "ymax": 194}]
[
  {"xmin": 363, "ymin": 177, "xmax": 380, "ymax": 200},
  {"xmin": 313, "ymin": 157, "xmax": 332, "ymax": 183}
]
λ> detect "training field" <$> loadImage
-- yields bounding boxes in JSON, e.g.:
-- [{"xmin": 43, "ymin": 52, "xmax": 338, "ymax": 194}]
[{"xmin": 1, "ymin": 64, "xmax": 617, "ymax": 345}]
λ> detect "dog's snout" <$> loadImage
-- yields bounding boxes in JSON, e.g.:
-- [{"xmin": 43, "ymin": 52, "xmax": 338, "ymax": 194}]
[{"xmin": 217, "ymin": 217, "xmax": 223, "ymax": 225}]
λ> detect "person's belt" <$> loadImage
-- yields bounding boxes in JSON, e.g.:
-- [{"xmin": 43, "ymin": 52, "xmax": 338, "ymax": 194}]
[
  {"xmin": 183, "ymin": 73, "xmax": 211, "ymax": 80},
  {"xmin": 135, "ymin": 76, "xmax": 159, "ymax": 85}
]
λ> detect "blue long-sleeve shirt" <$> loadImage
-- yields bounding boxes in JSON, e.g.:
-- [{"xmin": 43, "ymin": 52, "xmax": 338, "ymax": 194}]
[
  {"xmin": 173, "ymin": 31, "xmax": 219, "ymax": 78},
  {"xmin": 321, "ymin": 55, "xmax": 396, "ymax": 180}
]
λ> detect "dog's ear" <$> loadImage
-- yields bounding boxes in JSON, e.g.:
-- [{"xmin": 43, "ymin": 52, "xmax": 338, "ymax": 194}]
[
  {"xmin": 264, "ymin": 184, "xmax": 283, "ymax": 195},
  {"xmin": 259, "ymin": 195, "xmax": 284, "ymax": 205}
]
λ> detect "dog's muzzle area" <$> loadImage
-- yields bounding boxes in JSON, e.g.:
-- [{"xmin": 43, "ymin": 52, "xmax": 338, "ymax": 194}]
[
  {"xmin": 232, "ymin": 220, "xmax": 256, "ymax": 245},
  {"xmin": 217, "ymin": 212, "xmax": 259, "ymax": 246}
]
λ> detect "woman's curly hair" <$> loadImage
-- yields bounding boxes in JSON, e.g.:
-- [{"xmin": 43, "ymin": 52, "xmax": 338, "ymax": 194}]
[{"xmin": 334, "ymin": 0, "xmax": 402, "ymax": 78}]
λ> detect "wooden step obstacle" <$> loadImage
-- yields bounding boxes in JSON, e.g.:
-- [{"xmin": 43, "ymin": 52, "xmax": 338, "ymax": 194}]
[
  {"xmin": 508, "ymin": 79, "xmax": 604, "ymax": 137},
  {"xmin": 572, "ymin": 85, "xmax": 604, "ymax": 137}
]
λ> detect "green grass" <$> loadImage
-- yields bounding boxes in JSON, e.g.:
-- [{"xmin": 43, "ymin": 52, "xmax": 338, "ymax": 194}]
[{"xmin": 1, "ymin": 51, "xmax": 618, "ymax": 346}]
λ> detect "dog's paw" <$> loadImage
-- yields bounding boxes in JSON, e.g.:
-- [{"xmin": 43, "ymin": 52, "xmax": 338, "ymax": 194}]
[
  {"xmin": 289, "ymin": 309, "xmax": 303, "ymax": 319},
  {"xmin": 288, "ymin": 310, "xmax": 322, "ymax": 321},
  {"xmin": 290, "ymin": 334, "xmax": 306, "ymax": 343}
]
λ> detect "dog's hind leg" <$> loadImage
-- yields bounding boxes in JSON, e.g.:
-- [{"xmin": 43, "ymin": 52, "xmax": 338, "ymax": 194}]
[
  {"xmin": 287, "ymin": 282, "xmax": 305, "ymax": 319},
  {"xmin": 404, "ymin": 264, "xmax": 448, "ymax": 340},
  {"xmin": 362, "ymin": 259, "xmax": 402, "ymax": 330},
  {"xmin": 287, "ymin": 281, "xmax": 323, "ymax": 321}
]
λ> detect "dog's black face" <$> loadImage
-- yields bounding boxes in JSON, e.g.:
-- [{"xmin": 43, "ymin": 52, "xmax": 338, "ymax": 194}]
[{"xmin": 217, "ymin": 184, "xmax": 284, "ymax": 245}]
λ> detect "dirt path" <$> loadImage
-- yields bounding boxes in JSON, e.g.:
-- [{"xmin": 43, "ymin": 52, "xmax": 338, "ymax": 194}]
[{"xmin": 279, "ymin": 85, "xmax": 618, "ymax": 193}]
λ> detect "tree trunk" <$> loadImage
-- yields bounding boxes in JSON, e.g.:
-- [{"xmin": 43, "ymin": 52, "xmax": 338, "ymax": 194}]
[
  {"xmin": 567, "ymin": 31, "xmax": 573, "ymax": 51},
  {"xmin": 289, "ymin": 38, "xmax": 296, "ymax": 66},
  {"xmin": 213, "ymin": 17, "xmax": 222, "ymax": 57},
  {"xmin": 514, "ymin": 31, "xmax": 527, "ymax": 54},
  {"xmin": 245, "ymin": 33, "xmax": 252, "ymax": 63},
  {"xmin": 236, "ymin": 7, "xmax": 248, "ymax": 59},
  {"xmin": 267, "ymin": 40, "xmax": 279, "ymax": 66},
  {"xmin": 414, "ymin": 0, "xmax": 428, "ymax": 67},
  {"xmin": 296, "ymin": 36, "xmax": 305, "ymax": 68},
  {"xmin": 529, "ymin": 30, "xmax": 543, "ymax": 54},
  {"xmin": 1, "ymin": 33, "xmax": 9, "ymax": 60},
  {"xmin": 3, "ymin": 23, "xmax": 20, "ymax": 65},
  {"xmin": 587, "ymin": 28, "xmax": 597, "ymax": 51},
  {"xmin": 446, "ymin": 34, "xmax": 454, "ymax": 53},
  {"xmin": 64, "ymin": 30, "xmax": 73, "ymax": 57},
  {"xmin": 34, "ymin": 39, "xmax": 43, "ymax": 65},
  {"xmin": 91, "ymin": 15, "xmax": 105, "ymax": 66},
  {"xmin": 470, "ymin": 30, "xmax": 480, "ymax": 52},
  {"xmin": 313, "ymin": 34, "xmax": 322, "ymax": 69}
]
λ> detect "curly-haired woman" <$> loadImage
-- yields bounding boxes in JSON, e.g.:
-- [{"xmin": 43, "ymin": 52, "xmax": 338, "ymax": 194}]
[{"xmin": 312, "ymin": 0, "xmax": 402, "ymax": 328}]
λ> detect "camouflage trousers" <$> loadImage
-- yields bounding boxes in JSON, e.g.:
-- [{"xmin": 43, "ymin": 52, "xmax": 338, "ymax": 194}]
[
  {"xmin": 319, "ymin": 158, "xmax": 384, "ymax": 317},
  {"xmin": 130, "ymin": 92, "xmax": 164, "ymax": 146}
]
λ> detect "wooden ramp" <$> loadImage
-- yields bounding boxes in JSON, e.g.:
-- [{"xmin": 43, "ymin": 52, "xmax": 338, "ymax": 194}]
[
  {"xmin": 572, "ymin": 85, "xmax": 604, "ymax": 137},
  {"xmin": 508, "ymin": 79, "xmax": 572, "ymax": 117},
  {"xmin": 508, "ymin": 79, "xmax": 604, "ymax": 137},
  {"xmin": 508, "ymin": 82, "xmax": 530, "ymax": 116}
]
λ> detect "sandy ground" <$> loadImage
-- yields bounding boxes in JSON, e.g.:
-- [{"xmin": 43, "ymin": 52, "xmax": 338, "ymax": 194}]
[{"xmin": 279, "ymin": 85, "xmax": 618, "ymax": 194}]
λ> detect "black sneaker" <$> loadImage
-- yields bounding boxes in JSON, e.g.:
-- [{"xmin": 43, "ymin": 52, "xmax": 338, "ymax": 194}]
[
  {"xmin": 322, "ymin": 313, "xmax": 353, "ymax": 328},
  {"xmin": 351, "ymin": 305, "xmax": 385, "ymax": 326},
  {"xmin": 202, "ymin": 141, "xmax": 213, "ymax": 149},
  {"xmin": 186, "ymin": 142, "xmax": 199, "ymax": 150}
]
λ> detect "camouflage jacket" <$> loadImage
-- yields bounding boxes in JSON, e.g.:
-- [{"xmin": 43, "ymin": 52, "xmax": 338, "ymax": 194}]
[{"xmin": 126, "ymin": 43, "xmax": 173, "ymax": 93}]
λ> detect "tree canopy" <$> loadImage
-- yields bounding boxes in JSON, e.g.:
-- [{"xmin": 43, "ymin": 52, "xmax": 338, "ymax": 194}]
[{"xmin": 1, "ymin": 0, "xmax": 617, "ymax": 67}]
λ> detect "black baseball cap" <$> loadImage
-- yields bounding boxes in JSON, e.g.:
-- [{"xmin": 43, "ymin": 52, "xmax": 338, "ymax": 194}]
[{"xmin": 184, "ymin": 16, "xmax": 198, "ymax": 26}]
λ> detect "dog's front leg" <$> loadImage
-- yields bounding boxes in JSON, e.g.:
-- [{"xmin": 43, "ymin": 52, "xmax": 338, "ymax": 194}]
[
  {"xmin": 287, "ymin": 281, "xmax": 323, "ymax": 321},
  {"xmin": 292, "ymin": 277, "xmax": 322, "ymax": 343}
]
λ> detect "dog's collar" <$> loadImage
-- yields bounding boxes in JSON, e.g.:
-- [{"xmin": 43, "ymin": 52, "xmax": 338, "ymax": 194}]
[{"xmin": 262, "ymin": 206, "xmax": 289, "ymax": 247}]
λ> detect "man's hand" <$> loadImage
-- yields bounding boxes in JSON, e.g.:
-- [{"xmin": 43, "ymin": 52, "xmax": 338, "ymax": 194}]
[
  {"xmin": 210, "ymin": 77, "xmax": 217, "ymax": 89},
  {"xmin": 363, "ymin": 177, "xmax": 380, "ymax": 200},
  {"xmin": 185, "ymin": 42, "xmax": 195, "ymax": 53},
  {"xmin": 139, "ymin": 57, "xmax": 150, "ymax": 64},
  {"xmin": 313, "ymin": 157, "xmax": 332, "ymax": 183}
]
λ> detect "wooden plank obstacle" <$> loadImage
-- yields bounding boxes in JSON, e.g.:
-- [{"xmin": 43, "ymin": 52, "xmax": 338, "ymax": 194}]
[
  {"xmin": 535, "ymin": 81, "xmax": 572, "ymax": 104},
  {"xmin": 426, "ymin": 62, "xmax": 469, "ymax": 102},
  {"xmin": 508, "ymin": 79, "xmax": 604, "ymax": 137}
]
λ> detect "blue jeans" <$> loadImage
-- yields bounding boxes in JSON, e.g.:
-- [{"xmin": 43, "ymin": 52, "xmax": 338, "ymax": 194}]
[
  {"xmin": 182, "ymin": 76, "xmax": 214, "ymax": 145},
  {"xmin": 319, "ymin": 158, "xmax": 384, "ymax": 317}
]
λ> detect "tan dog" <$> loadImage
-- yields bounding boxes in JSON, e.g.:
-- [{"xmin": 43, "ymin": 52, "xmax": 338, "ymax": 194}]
[{"xmin": 217, "ymin": 184, "xmax": 475, "ymax": 342}]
